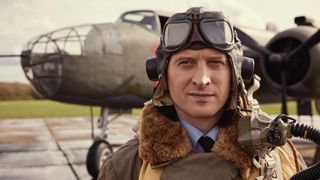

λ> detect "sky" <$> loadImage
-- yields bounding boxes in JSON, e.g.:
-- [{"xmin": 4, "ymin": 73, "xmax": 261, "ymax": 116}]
[{"xmin": 1, "ymin": 0, "xmax": 320, "ymax": 83}]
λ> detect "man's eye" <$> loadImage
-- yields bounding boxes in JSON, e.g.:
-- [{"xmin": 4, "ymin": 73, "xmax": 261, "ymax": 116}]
[
  {"xmin": 178, "ymin": 60, "xmax": 193, "ymax": 65},
  {"xmin": 208, "ymin": 60, "xmax": 224, "ymax": 65}
]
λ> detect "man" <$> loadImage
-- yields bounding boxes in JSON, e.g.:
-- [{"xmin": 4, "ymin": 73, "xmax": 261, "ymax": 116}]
[{"xmin": 98, "ymin": 7, "xmax": 306, "ymax": 180}]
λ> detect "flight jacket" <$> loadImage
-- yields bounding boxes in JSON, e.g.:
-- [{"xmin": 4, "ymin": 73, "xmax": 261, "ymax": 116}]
[{"xmin": 98, "ymin": 101, "xmax": 306, "ymax": 180}]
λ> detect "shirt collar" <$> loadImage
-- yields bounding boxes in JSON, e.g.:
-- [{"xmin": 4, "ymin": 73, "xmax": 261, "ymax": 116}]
[{"xmin": 179, "ymin": 116, "xmax": 219, "ymax": 151}]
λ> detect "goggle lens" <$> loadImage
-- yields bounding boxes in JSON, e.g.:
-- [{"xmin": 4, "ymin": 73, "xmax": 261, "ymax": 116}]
[
  {"xmin": 200, "ymin": 20, "xmax": 233, "ymax": 45},
  {"xmin": 164, "ymin": 22, "xmax": 190, "ymax": 48}
]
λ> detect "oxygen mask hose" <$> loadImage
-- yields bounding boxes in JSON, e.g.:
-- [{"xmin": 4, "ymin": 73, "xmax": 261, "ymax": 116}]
[{"xmin": 290, "ymin": 123, "xmax": 320, "ymax": 180}]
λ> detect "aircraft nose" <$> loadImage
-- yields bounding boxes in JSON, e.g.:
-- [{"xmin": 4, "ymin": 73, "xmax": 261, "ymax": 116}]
[{"xmin": 21, "ymin": 30, "xmax": 66, "ymax": 97}]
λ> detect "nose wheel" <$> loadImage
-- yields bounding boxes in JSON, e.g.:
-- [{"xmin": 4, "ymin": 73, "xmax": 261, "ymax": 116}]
[
  {"xmin": 86, "ymin": 107, "xmax": 113, "ymax": 179},
  {"xmin": 85, "ymin": 107, "xmax": 127, "ymax": 178},
  {"xmin": 86, "ymin": 139, "xmax": 113, "ymax": 178}
]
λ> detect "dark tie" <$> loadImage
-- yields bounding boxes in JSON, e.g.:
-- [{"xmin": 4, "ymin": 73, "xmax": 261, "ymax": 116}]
[{"xmin": 198, "ymin": 136, "xmax": 215, "ymax": 152}]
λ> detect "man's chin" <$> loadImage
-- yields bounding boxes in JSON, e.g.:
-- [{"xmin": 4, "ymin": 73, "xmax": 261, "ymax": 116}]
[
  {"xmin": 189, "ymin": 107, "xmax": 224, "ymax": 119},
  {"xmin": 191, "ymin": 112, "xmax": 218, "ymax": 119}
]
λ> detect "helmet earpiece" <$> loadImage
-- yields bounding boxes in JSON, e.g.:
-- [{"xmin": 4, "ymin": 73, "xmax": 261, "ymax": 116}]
[
  {"xmin": 241, "ymin": 57, "xmax": 255, "ymax": 82},
  {"xmin": 146, "ymin": 57, "xmax": 159, "ymax": 81}
]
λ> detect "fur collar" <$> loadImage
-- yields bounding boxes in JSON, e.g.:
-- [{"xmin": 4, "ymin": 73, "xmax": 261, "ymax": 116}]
[
  {"xmin": 138, "ymin": 102, "xmax": 253, "ymax": 179},
  {"xmin": 139, "ymin": 101, "xmax": 192, "ymax": 165}
]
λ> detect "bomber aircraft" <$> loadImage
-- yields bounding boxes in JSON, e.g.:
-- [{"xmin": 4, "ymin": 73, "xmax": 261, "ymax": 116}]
[{"xmin": 1, "ymin": 9, "xmax": 320, "ymax": 178}]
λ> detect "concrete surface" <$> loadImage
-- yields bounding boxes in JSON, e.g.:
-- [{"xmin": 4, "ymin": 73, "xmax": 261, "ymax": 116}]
[
  {"xmin": 0, "ymin": 115, "xmax": 319, "ymax": 179},
  {"xmin": 0, "ymin": 115, "xmax": 137, "ymax": 180}
]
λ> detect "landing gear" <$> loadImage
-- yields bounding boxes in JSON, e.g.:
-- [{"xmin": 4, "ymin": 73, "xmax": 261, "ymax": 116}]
[
  {"xmin": 297, "ymin": 99, "xmax": 312, "ymax": 116},
  {"xmin": 86, "ymin": 107, "xmax": 112, "ymax": 179},
  {"xmin": 315, "ymin": 99, "xmax": 320, "ymax": 115}
]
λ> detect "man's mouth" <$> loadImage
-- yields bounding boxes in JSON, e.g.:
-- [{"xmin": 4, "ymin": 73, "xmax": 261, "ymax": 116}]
[
  {"xmin": 188, "ymin": 91, "xmax": 215, "ymax": 96},
  {"xmin": 188, "ymin": 91, "xmax": 215, "ymax": 101}
]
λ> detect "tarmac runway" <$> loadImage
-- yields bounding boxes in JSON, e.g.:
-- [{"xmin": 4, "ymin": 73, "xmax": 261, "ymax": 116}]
[
  {"xmin": 0, "ymin": 115, "xmax": 319, "ymax": 180},
  {"xmin": 0, "ymin": 115, "xmax": 137, "ymax": 180}
]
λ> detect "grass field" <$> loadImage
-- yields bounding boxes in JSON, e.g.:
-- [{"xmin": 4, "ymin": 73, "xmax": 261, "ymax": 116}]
[
  {"xmin": 0, "ymin": 100, "xmax": 101, "ymax": 119},
  {"xmin": 0, "ymin": 100, "xmax": 317, "ymax": 119}
]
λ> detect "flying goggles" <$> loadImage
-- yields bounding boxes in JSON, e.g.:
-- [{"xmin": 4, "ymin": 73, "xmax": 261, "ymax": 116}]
[
  {"xmin": 146, "ymin": 10, "xmax": 254, "ymax": 83},
  {"xmin": 162, "ymin": 11, "xmax": 235, "ymax": 52}
]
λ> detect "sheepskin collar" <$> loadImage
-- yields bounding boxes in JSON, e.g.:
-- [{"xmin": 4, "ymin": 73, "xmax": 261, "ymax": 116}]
[
  {"xmin": 138, "ymin": 102, "xmax": 254, "ymax": 179},
  {"xmin": 138, "ymin": 101, "xmax": 192, "ymax": 165}
]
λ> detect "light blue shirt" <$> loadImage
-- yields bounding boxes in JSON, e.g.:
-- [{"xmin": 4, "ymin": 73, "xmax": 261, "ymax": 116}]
[{"xmin": 179, "ymin": 117, "xmax": 219, "ymax": 152}]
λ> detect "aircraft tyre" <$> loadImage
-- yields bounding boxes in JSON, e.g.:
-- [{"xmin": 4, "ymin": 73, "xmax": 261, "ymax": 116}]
[{"xmin": 86, "ymin": 139, "xmax": 113, "ymax": 178}]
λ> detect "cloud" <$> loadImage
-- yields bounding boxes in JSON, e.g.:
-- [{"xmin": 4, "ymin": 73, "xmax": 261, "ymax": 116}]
[
  {"xmin": 0, "ymin": 0, "xmax": 264, "ymax": 54},
  {"xmin": 0, "ymin": 0, "xmax": 56, "ymax": 53}
]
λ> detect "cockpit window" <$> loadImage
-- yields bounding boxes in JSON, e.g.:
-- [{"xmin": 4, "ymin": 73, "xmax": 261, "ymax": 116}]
[{"xmin": 119, "ymin": 11, "xmax": 159, "ymax": 33}]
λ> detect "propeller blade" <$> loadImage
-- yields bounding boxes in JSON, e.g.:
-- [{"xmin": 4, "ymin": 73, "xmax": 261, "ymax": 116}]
[
  {"xmin": 235, "ymin": 27, "xmax": 272, "ymax": 56},
  {"xmin": 289, "ymin": 29, "xmax": 320, "ymax": 59},
  {"xmin": 0, "ymin": 54, "xmax": 22, "ymax": 58}
]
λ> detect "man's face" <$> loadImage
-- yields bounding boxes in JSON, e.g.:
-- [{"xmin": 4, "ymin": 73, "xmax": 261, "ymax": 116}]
[{"xmin": 167, "ymin": 48, "xmax": 231, "ymax": 122}]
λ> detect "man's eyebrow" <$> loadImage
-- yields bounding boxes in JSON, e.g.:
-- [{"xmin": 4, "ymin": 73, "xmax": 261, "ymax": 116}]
[
  {"xmin": 174, "ymin": 56, "xmax": 194, "ymax": 61},
  {"xmin": 207, "ymin": 55, "xmax": 226, "ymax": 59}
]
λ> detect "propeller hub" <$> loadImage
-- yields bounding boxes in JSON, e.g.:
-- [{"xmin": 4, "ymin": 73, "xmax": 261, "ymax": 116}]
[{"xmin": 268, "ymin": 53, "xmax": 284, "ymax": 66}]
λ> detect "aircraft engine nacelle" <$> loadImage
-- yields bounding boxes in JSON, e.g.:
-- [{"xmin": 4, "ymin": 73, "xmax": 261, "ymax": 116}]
[{"xmin": 261, "ymin": 25, "xmax": 320, "ymax": 99}]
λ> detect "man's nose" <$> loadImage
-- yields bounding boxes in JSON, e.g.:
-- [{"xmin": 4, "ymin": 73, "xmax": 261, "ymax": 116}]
[{"xmin": 192, "ymin": 66, "xmax": 211, "ymax": 87}]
